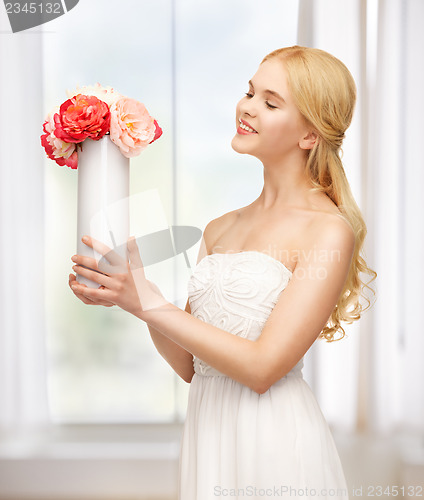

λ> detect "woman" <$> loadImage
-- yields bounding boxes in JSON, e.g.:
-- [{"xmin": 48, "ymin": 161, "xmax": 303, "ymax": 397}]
[{"xmin": 69, "ymin": 46, "xmax": 376, "ymax": 499}]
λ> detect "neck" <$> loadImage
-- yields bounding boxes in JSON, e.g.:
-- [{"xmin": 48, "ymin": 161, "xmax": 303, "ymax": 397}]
[{"xmin": 254, "ymin": 154, "xmax": 314, "ymax": 211}]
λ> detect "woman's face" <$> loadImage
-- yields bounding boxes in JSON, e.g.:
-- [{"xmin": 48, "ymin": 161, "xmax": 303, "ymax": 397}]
[{"xmin": 231, "ymin": 58, "xmax": 313, "ymax": 164}]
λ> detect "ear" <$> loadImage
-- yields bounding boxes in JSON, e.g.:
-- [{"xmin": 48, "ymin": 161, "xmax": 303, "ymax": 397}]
[{"xmin": 299, "ymin": 131, "xmax": 319, "ymax": 150}]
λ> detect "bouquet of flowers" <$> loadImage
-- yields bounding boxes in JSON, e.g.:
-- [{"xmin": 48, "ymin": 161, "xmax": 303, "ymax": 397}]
[{"xmin": 40, "ymin": 83, "xmax": 162, "ymax": 169}]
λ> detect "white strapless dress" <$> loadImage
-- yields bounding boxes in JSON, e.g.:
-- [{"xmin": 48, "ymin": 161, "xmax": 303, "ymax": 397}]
[{"xmin": 179, "ymin": 251, "xmax": 349, "ymax": 500}]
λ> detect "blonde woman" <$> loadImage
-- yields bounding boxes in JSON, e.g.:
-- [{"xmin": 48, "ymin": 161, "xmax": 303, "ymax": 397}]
[{"xmin": 69, "ymin": 46, "xmax": 376, "ymax": 500}]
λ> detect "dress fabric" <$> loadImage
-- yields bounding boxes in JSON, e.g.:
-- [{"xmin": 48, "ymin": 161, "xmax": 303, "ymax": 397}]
[{"xmin": 179, "ymin": 251, "xmax": 350, "ymax": 500}]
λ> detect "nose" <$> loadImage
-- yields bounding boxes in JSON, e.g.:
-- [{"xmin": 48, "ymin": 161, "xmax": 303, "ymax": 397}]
[{"xmin": 238, "ymin": 96, "xmax": 257, "ymax": 117}]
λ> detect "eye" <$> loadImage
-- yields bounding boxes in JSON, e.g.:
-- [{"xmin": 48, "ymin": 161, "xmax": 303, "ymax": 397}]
[
  {"xmin": 265, "ymin": 101, "xmax": 277, "ymax": 110},
  {"xmin": 245, "ymin": 92, "xmax": 254, "ymax": 98}
]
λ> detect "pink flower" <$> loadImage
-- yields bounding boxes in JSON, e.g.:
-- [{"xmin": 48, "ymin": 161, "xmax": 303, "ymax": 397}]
[
  {"xmin": 54, "ymin": 94, "xmax": 111, "ymax": 143},
  {"xmin": 109, "ymin": 97, "xmax": 158, "ymax": 158},
  {"xmin": 40, "ymin": 107, "xmax": 78, "ymax": 169}
]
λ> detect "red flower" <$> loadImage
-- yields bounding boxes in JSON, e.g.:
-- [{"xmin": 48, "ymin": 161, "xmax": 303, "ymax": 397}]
[
  {"xmin": 149, "ymin": 119, "xmax": 163, "ymax": 144},
  {"xmin": 54, "ymin": 94, "xmax": 111, "ymax": 143}
]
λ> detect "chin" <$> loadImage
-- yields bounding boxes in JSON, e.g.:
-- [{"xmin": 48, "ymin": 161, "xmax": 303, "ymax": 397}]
[{"xmin": 231, "ymin": 135, "xmax": 251, "ymax": 155}]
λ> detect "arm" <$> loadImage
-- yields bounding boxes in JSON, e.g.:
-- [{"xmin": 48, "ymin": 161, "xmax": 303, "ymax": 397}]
[{"xmin": 147, "ymin": 298, "xmax": 194, "ymax": 383}]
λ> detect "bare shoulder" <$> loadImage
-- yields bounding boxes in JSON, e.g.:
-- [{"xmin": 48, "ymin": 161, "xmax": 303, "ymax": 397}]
[
  {"xmin": 313, "ymin": 211, "xmax": 355, "ymax": 249},
  {"xmin": 297, "ymin": 210, "xmax": 356, "ymax": 270}
]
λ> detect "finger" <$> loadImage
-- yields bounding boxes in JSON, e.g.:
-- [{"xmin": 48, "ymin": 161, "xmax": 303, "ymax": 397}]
[
  {"xmin": 72, "ymin": 265, "xmax": 115, "ymax": 289},
  {"xmin": 82, "ymin": 235, "xmax": 124, "ymax": 267},
  {"xmin": 71, "ymin": 254, "xmax": 115, "ymax": 276},
  {"xmin": 69, "ymin": 274, "xmax": 114, "ymax": 307},
  {"xmin": 69, "ymin": 273, "xmax": 90, "ymax": 292},
  {"xmin": 127, "ymin": 236, "xmax": 145, "ymax": 273},
  {"xmin": 71, "ymin": 281, "xmax": 114, "ymax": 303},
  {"xmin": 69, "ymin": 274, "xmax": 98, "ymax": 304}
]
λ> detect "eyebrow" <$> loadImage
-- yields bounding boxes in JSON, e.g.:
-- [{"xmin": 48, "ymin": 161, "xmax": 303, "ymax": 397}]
[{"xmin": 248, "ymin": 80, "xmax": 286, "ymax": 103}]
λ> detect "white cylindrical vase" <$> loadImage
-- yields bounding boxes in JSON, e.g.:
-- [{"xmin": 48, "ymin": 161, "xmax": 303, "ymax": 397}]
[{"xmin": 76, "ymin": 135, "xmax": 129, "ymax": 288}]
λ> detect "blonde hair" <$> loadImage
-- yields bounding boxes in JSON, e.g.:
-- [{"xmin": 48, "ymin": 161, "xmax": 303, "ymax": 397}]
[{"xmin": 262, "ymin": 46, "xmax": 377, "ymax": 342}]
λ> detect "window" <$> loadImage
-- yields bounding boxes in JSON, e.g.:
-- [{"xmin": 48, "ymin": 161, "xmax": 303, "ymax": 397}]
[{"xmin": 42, "ymin": 0, "xmax": 300, "ymax": 423}]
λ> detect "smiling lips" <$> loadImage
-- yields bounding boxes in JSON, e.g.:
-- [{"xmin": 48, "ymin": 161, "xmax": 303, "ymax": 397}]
[{"xmin": 237, "ymin": 118, "xmax": 258, "ymax": 135}]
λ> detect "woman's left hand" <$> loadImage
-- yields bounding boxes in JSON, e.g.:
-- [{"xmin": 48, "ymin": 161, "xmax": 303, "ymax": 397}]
[{"xmin": 71, "ymin": 235, "xmax": 169, "ymax": 318}]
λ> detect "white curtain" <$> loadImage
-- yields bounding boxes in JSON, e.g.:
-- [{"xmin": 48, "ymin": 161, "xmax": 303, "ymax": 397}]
[
  {"xmin": 298, "ymin": 0, "xmax": 424, "ymax": 438},
  {"xmin": 0, "ymin": 9, "xmax": 50, "ymax": 435},
  {"xmin": 371, "ymin": 0, "xmax": 424, "ymax": 436}
]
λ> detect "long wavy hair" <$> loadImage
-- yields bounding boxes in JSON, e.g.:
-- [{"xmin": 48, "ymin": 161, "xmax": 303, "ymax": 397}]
[{"xmin": 262, "ymin": 46, "xmax": 377, "ymax": 342}]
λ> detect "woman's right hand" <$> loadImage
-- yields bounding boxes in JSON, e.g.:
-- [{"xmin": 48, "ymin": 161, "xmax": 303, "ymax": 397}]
[{"xmin": 68, "ymin": 273, "xmax": 114, "ymax": 307}]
